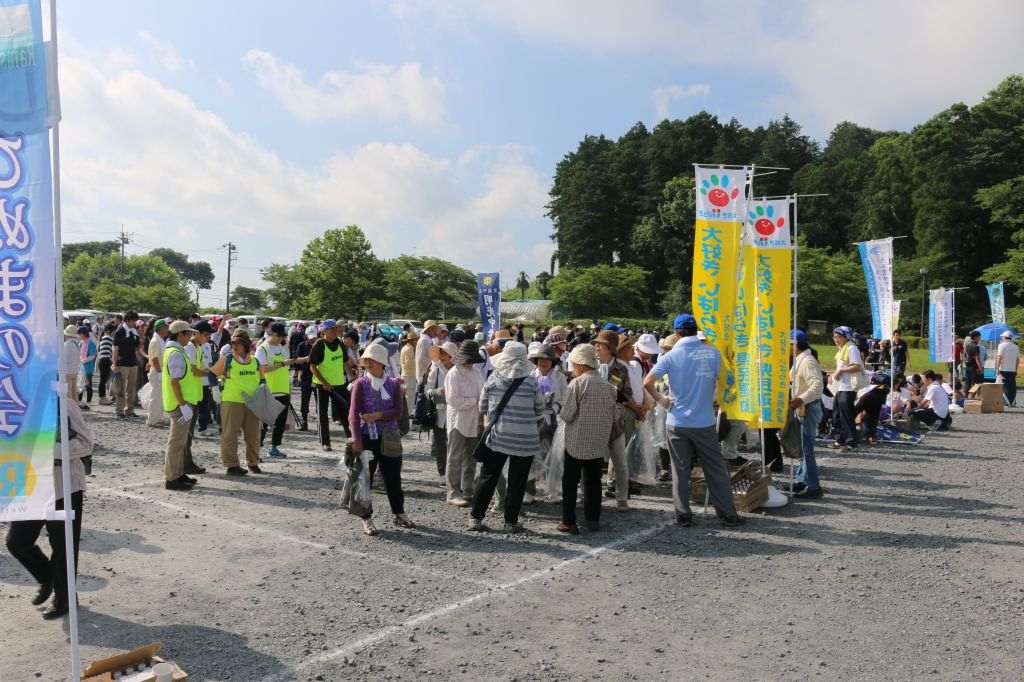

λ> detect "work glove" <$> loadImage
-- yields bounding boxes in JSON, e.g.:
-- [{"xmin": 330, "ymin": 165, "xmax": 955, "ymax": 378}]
[{"xmin": 178, "ymin": 404, "xmax": 193, "ymax": 424}]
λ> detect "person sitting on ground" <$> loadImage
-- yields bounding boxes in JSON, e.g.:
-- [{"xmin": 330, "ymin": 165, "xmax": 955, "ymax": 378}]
[
  {"xmin": 854, "ymin": 372, "xmax": 889, "ymax": 444},
  {"xmin": 910, "ymin": 369, "xmax": 951, "ymax": 431}
]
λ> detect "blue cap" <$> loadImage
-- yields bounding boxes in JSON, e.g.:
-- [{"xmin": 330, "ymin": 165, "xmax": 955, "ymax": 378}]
[
  {"xmin": 602, "ymin": 322, "xmax": 620, "ymax": 332},
  {"xmin": 322, "ymin": 319, "xmax": 337, "ymax": 330},
  {"xmin": 673, "ymin": 313, "xmax": 697, "ymax": 331},
  {"xmin": 832, "ymin": 325, "xmax": 852, "ymax": 339},
  {"xmin": 791, "ymin": 329, "xmax": 807, "ymax": 344}
]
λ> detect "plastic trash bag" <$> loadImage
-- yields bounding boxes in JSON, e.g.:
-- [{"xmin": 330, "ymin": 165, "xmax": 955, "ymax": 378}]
[
  {"xmin": 625, "ymin": 412, "xmax": 659, "ymax": 485},
  {"xmin": 244, "ymin": 384, "xmax": 286, "ymax": 425},
  {"xmin": 544, "ymin": 421, "xmax": 566, "ymax": 502},
  {"xmin": 138, "ymin": 382, "xmax": 153, "ymax": 410},
  {"xmin": 651, "ymin": 404, "xmax": 668, "ymax": 450},
  {"xmin": 340, "ymin": 451, "xmax": 372, "ymax": 518}
]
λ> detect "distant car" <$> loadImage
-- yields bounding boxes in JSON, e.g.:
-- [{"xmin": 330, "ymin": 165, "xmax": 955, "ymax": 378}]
[{"xmin": 390, "ymin": 319, "xmax": 420, "ymax": 334}]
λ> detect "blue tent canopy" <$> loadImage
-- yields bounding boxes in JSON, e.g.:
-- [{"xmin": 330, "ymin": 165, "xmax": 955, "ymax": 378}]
[{"xmin": 971, "ymin": 322, "xmax": 1019, "ymax": 343}]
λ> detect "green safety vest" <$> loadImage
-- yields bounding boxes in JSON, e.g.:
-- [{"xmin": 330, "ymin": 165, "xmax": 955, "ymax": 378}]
[
  {"xmin": 161, "ymin": 344, "xmax": 202, "ymax": 411},
  {"xmin": 312, "ymin": 340, "xmax": 346, "ymax": 387},
  {"xmin": 260, "ymin": 342, "xmax": 290, "ymax": 395},
  {"xmin": 222, "ymin": 355, "xmax": 260, "ymax": 403}
]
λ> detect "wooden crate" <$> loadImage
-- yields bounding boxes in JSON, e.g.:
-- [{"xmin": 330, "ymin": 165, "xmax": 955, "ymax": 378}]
[{"xmin": 690, "ymin": 461, "xmax": 769, "ymax": 511}]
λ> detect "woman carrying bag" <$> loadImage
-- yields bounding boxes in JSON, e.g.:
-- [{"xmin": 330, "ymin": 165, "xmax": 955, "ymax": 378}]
[
  {"xmin": 468, "ymin": 341, "xmax": 544, "ymax": 533},
  {"xmin": 348, "ymin": 343, "xmax": 415, "ymax": 536},
  {"xmin": 211, "ymin": 329, "xmax": 263, "ymax": 476}
]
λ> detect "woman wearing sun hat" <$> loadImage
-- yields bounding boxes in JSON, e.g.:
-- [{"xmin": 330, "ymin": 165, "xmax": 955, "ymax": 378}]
[
  {"xmin": 527, "ymin": 342, "xmax": 566, "ymax": 503},
  {"xmin": 425, "ymin": 341, "xmax": 459, "ymax": 477},
  {"xmin": 444, "ymin": 340, "xmax": 486, "ymax": 506},
  {"xmin": 348, "ymin": 343, "xmax": 414, "ymax": 535},
  {"xmin": 60, "ymin": 324, "xmax": 81, "ymax": 402}
]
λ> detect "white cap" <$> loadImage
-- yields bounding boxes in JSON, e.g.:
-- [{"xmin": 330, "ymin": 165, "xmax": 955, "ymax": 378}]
[{"xmin": 1001, "ymin": 330, "xmax": 1013, "ymax": 339}]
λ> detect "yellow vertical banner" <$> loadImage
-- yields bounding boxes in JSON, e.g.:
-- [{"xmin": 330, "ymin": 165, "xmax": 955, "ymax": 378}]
[
  {"xmin": 692, "ymin": 166, "xmax": 749, "ymax": 409},
  {"xmin": 734, "ymin": 198, "xmax": 793, "ymax": 428}
]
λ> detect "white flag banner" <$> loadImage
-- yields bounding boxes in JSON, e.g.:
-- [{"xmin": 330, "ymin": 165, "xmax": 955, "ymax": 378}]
[
  {"xmin": 745, "ymin": 197, "xmax": 793, "ymax": 248},
  {"xmin": 857, "ymin": 238, "xmax": 894, "ymax": 339},
  {"xmin": 928, "ymin": 288, "xmax": 954, "ymax": 363}
]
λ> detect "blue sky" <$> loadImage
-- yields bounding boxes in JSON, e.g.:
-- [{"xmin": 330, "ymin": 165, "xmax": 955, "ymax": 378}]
[{"xmin": 52, "ymin": 1, "xmax": 1024, "ymax": 307}]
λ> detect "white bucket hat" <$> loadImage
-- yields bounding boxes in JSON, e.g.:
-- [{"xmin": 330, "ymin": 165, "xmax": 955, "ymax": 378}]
[
  {"xmin": 635, "ymin": 333, "xmax": 660, "ymax": 356},
  {"xmin": 360, "ymin": 343, "xmax": 389, "ymax": 367}
]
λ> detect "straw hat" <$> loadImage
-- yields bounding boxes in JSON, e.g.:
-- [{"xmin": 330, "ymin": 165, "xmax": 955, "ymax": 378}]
[
  {"xmin": 168, "ymin": 320, "xmax": 195, "ymax": 335},
  {"xmin": 568, "ymin": 343, "xmax": 599, "ymax": 370},
  {"xmin": 63, "ymin": 324, "xmax": 78, "ymax": 337},
  {"xmin": 438, "ymin": 341, "xmax": 459, "ymax": 359}
]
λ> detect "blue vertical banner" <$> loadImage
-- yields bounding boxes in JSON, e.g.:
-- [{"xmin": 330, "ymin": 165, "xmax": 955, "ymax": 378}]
[
  {"xmin": 476, "ymin": 272, "xmax": 500, "ymax": 342},
  {"xmin": 0, "ymin": 0, "xmax": 60, "ymax": 522},
  {"xmin": 986, "ymin": 281, "xmax": 1005, "ymax": 324},
  {"xmin": 928, "ymin": 288, "xmax": 953, "ymax": 363},
  {"xmin": 857, "ymin": 237, "xmax": 894, "ymax": 339}
]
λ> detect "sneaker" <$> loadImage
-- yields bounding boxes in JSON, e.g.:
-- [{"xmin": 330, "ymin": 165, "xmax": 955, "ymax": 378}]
[
  {"xmin": 248, "ymin": 464, "xmax": 264, "ymax": 474},
  {"xmin": 31, "ymin": 583, "xmax": 53, "ymax": 606},
  {"xmin": 790, "ymin": 482, "xmax": 807, "ymax": 494},
  {"xmin": 794, "ymin": 487, "xmax": 823, "ymax": 499},
  {"xmin": 720, "ymin": 514, "xmax": 746, "ymax": 527},
  {"xmin": 165, "ymin": 477, "xmax": 194, "ymax": 491},
  {"xmin": 268, "ymin": 447, "xmax": 287, "ymax": 459},
  {"xmin": 447, "ymin": 497, "xmax": 470, "ymax": 508},
  {"xmin": 604, "ymin": 486, "xmax": 616, "ymax": 499},
  {"xmin": 502, "ymin": 522, "xmax": 526, "ymax": 534},
  {"xmin": 322, "ymin": 445, "xmax": 333, "ymax": 452},
  {"xmin": 185, "ymin": 463, "xmax": 206, "ymax": 475},
  {"xmin": 225, "ymin": 466, "xmax": 248, "ymax": 476},
  {"xmin": 467, "ymin": 518, "xmax": 490, "ymax": 532},
  {"xmin": 675, "ymin": 514, "xmax": 693, "ymax": 527},
  {"xmin": 556, "ymin": 522, "xmax": 579, "ymax": 535}
]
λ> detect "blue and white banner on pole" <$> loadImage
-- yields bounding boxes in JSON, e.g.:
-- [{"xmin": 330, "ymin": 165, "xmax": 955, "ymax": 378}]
[
  {"xmin": 928, "ymin": 288, "xmax": 954, "ymax": 363},
  {"xmin": 986, "ymin": 281, "xmax": 1005, "ymax": 324},
  {"xmin": 857, "ymin": 237, "xmax": 894, "ymax": 340},
  {"xmin": 476, "ymin": 272, "xmax": 500, "ymax": 342},
  {"xmin": 0, "ymin": 0, "xmax": 59, "ymax": 522}
]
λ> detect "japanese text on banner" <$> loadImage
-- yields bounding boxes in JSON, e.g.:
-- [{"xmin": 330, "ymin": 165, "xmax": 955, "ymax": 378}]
[{"xmin": 476, "ymin": 273, "xmax": 500, "ymax": 342}]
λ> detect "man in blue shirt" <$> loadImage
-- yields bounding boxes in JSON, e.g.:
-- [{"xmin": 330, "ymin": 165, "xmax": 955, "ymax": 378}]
[{"xmin": 645, "ymin": 313, "xmax": 743, "ymax": 527}]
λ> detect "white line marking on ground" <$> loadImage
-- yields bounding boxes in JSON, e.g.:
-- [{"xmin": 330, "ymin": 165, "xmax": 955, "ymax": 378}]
[
  {"xmin": 265, "ymin": 520, "xmax": 673, "ymax": 680},
  {"xmin": 93, "ymin": 485, "xmax": 495, "ymax": 589},
  {"xmin": 105, "ymin": 478, "xmax": 166, "ymax": 490}
]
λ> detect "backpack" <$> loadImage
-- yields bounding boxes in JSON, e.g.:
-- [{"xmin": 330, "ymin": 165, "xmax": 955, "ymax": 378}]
[{"xmin": 413, "ymin": 370, "xmax": 437, "ymax": 430}]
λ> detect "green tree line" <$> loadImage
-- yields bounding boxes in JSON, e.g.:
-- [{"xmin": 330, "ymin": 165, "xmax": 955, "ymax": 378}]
[{"xmin": 546, "ymin": 75, "xmax": 1024, "ymax": 333}]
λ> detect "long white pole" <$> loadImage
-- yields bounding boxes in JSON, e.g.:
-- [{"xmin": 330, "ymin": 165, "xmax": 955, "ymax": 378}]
[
  {"xmin": 950, "ymin": 288, "xmax": 957, "ymax": 393},
  {"xmin": 48, "ymin": 1, "xmax": 81, "ymax": 680}
]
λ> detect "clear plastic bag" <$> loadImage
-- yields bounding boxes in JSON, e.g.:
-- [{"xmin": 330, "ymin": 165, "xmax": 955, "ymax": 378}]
[
  {"xmin": 544, "ymin": 421, "xmax": 566, "ymax": 501},
  {"xmin": 625, "ymin": 412, "xmax": 659, "ymax": 485},
  {"xmin": 651, "ymin": 404, "xmax": 668, "ymax": 450},
  {"xmin": 138, "ymin": 382, "xmax": 153, "ymax": 410},
  {"xmin": 340, "ymin": 452, "xmax": 373, "ymax": 517}
]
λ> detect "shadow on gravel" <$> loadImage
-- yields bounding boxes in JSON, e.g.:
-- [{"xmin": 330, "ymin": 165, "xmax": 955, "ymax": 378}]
[
  {"xmin": 762, "ymin": 518, "xmax": 1024, "ymax": 550},
  {"xmin": 72, "ymin": 606, "xmax": 292, "ymax": 681},
  {"xmin": 819, "ymin": 488, "xmax": 1023, "ymax": 526},
  {"xmin": 83, "ymin": 528, "xmax": 164, "ymax": 555},
  {"xmin": 191, "ymin": 484, "xmax": 337, "ymax": 511}
]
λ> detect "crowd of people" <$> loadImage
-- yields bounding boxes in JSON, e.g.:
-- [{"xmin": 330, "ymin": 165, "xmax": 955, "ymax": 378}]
[{"xmin": 7, "ymin": 309, "xmax": 1020, "ymax": 619}]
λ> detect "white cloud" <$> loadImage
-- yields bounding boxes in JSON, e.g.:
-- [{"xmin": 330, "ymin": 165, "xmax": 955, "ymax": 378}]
[
  {"xmin": 58, "ymin": 52, "xmax": 548, "ymax": 305},
  {"xmin": 396, "ymin": 0, "xmax": 1024, "ymax": 135},
  {"xmin": 652, "ymin": 83, "xmax": 710, "ymax": 122},
  {"xmin": 242, "ymin": 49, "xmax": 446, "ymax": 127},
  {"xmin": 138, "ymin": 30, "xmax": 195, "ymax": 72}
]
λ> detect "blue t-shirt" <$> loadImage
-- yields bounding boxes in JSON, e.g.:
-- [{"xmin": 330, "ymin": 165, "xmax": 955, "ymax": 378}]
[
  {"xmin": 81, "ymin": 339, "xmax": 97, "ymax": 374},
  {"xmin": 651, "ymin": 336, "xmax": 719, "ymax": 429}
]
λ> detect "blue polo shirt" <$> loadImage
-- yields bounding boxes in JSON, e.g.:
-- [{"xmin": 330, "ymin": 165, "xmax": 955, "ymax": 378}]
[{"xmin": 651, "ymin": 336, "xmax": 719, "ymax": 429}]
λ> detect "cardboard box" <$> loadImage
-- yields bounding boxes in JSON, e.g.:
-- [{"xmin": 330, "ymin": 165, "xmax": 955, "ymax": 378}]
[
  {"xmin": 84, "ymin": 643, "xmax": 188, "ymax": 681},
  {"xmin": 964, "ymin": 399, "xmax": 983, "ymax": 414},
  {"xmin": 967, "ymin": 383, "xmax": 1004, "ymax": 412}
]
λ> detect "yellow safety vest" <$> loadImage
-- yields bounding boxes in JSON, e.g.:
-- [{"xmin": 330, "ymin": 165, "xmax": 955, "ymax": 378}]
[
  {"xmin": 260, "ymin": 342, "xmax": 290, "ymax": 395},
  {"xmin": 312, "ymin": 340, "xmax": 346, "ymax": 386},
  {"xmin": 222, "ymin": 355, "xmax": 260, "ymax": 403},
  {"xmin": 161, "ymin": 344, "xmax": 201, "ymax": 411}
]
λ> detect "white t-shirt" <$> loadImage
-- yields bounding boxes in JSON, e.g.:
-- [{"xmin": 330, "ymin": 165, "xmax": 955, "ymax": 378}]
[
  {"xmin": 60, "ymin": 338, "xmax": 81, "ymax": 377},
  {"xmin": 924, "ymin": 382, "xmax": 949, "ymax": 419},
  {"xmin": 835, "ymin": 343, "xmax": 863, "ymax": 393},
  {"xmin": 997, "ymin": 340, "xmax": 1019, "ymax": 372}
]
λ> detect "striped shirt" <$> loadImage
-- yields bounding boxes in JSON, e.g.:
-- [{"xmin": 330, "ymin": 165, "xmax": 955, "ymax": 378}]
[
  {"xmin": 479, "ymin": 373, "xmax": 544, "ymax": 457},
  {"xmin": 97, "ymin": 335, "xmax": 113, "ymax": 361}
]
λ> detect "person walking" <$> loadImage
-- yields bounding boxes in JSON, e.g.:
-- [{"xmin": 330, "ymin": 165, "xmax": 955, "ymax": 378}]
[
  {"xmin": 592, "ymin": 329, "xmax": 632, "ymax": 508},
  {"xmin": 444, "ymin": 340, "xmax": 486, "ymax": 506},
  {"xmin": 257, "ymin": 322, "xmax": 299, "ymax": 459},
  {"xmin": 557, "ymin": 344, "xmax": 617, "ymax": 533},
  {"xmin": 77, "ymin": 325, "xmax": 96, "ymax": 409},
  {"xmin": 644, "ymin": 313, "xmax": 743, "ymax": 527},
  {"xmin": 145, "ymin": 319, "xmax": 170, "ymax": 427},
  {"xmin": 309, "ymin": 319, "xmax": 349, "ymax": 451},
  {"xmin": 425, "ymin": 341, "xmax": 458, "ymax": 478},
  {"xmin": 789, "ymin": 330, "xmax": 824, "ymax": 499},
  {"xmin": 96, "ymin": 323, "xmax": 115, "ymax": 405},
  {"xmin": 963, "ymin": 330, "xmax": 983, "ymax": 394},
  {"xmin": 400, "ymin": 329, "xmax": 419, "ymax": 418},
  {"xmin": 996, "ymin": 330, "xmax": 1019, "ymax": 406},
  {"xmin": 830, "ymin": 326, "xmax": 863, "ymax": 451},
  {"xmin": 212, "ymin": 329, "xmax": 263, "ymax": 475},
  {"xmin": 468, "ymin": 341, "xmax": 544, "ymax": 533},
  {"xmin": 348, "ymin": 344, "xmax": 415, "ymax": 535},
  {"xmin": 296, "ymin": 327, "xmax": 317, "ymax": 430},
  {"xmin": 162, "ymin": 321, "xmax": 201, "ymax": 491}
]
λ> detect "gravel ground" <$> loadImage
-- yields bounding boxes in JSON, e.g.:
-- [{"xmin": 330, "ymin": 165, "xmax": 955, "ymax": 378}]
[{"xmin": 2, "ymin": 391, "xmax": 1023, "ymax": 681}]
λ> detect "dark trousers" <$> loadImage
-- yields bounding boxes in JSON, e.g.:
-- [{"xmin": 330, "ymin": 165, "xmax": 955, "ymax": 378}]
[
  {"xmin": 1000, "ymin": 372, "xmax": 1017, "ymax": 406},
  {"xmin": 316, "ymin": 384, "xmax": 349, "ymax": 447},
  {"xmin": 97, "ymin": 358, "xmax": 111, "ymax": 398},
  {"xmin": 835, "ymin": 391, "xmax": 858, "ymax": 446},
  {"xmin": 964, "ymin": 367, "xmax": 982, "ymax": 394},
  {"xmin": 196, "ymin": 385, "xmax": 218, "ymax": 431},
  {"xmin": 6, "ymin": 491, "xmax": 83, "ymax": 607},
  {"xmin": 471, "ymin": 448, "xmax": 534, "ymax": 524},
  {"xmin": 300, "ymin": 379, "xmax": 313, "ymax": 424},
  {"xmin": 911, "ymin": 407, "xmax": 941, "ymax": 426},
  {"xmin": 854, "ymin": 395, "xmax": 882, "ymax": 439},
  {"xmin": 431, "ymin": 426, "xmax": 447, "ymax": 476},
  {"xmin": 78, "ymin": 370, "xmax": 94, "ymax": 403},
  {"xmin": 261, "ymin": 394, "xmax": 291, "ymax": 447},
  {"xmin": 364, "ymin": 437, "xmax": 405, "ymax": 517},
  {"xmin": 763, "ymin": 427, "xmax": 782, "ymax": 471},
  {"xmin": 562, "ymin": 453, "xmax": 602, "ymax": 525}
]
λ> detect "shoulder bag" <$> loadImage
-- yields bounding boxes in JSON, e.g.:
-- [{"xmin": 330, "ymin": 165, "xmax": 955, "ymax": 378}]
[{"xmin": 472, "ymin": 377, "xmax": 526, "ymax": 463}]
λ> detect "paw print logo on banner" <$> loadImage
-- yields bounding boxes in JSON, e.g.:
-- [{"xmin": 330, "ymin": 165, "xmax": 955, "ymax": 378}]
[
  {"xmin": 700, "ymin": 174, "xmax": 740, "ymax": 214},
  {"xmin": 749, "ymin": 204, "xmax": 785, "ymax": 241}
]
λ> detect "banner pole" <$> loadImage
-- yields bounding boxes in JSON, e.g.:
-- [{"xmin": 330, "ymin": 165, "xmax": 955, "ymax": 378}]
[{"xmin": 48, "ymin": 1, "xmax": 81, "ymax": 679}]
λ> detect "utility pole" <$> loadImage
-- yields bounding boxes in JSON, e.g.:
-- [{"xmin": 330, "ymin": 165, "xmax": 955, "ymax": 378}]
[
  {"xmin": 118, "ymin": 224, "xmax": 133, "ymax": 266},
  {"xmin": 222, "ymin": 242, "xmax": 238, "ymax": 312}
]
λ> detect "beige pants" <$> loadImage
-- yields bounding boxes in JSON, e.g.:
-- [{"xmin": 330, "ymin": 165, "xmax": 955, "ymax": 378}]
[
  {"xmin": 606, "ymin": 434, "xmax": 628, "ymax": 502},
  {"xmin": 446, "ymin": 428, "xmax": 478, "ymax": 500},
  {"xmin": 164, "ymin": 408, "xmax": 189, "ymax": 481},
  {"xmin": 402, "ymin": 374, "xmax": 417, "ymax": 419},
  {"xmin": 220, "ymin": 401, "xmax": 261, "ymax": 467},
  {"xmin": 147, "ymin": 370, "xmax": 167, "ymax": 426},
  {"xmin": 113, "ymin": 365, "xmax": 139, "ymax": 415}
]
